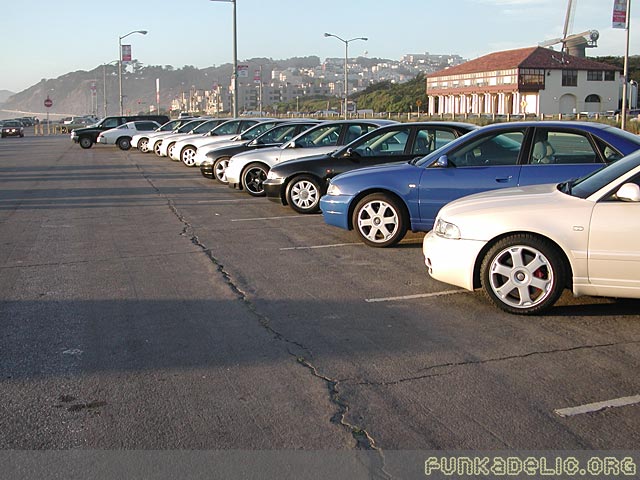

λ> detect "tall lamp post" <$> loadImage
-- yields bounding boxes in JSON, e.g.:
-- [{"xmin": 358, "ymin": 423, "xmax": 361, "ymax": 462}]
[
  {"xmin": 118, "ymin": 29, "xmax": 147, "ymax": 115},
  {"xmin": 210, "ymin": 0, "xmax": 238, "ymax": 118},
  {"xmin": 103, "ymin": 60, "xmax": 119, "ymax": 118},
  {"xmin": 324, "ymin": 33, "xmax": 367, "ymax": 119}
]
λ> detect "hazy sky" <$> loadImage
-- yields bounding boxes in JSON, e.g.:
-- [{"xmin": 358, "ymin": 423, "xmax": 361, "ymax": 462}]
[{"xmin": 1, "ymin": 0, "xmax": 638, "ymax": 92}]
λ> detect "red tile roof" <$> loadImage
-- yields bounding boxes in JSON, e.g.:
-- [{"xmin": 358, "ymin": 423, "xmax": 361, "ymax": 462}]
[{"xmin": 427, "ymin": 46, "xmax": 620, "ymax": 78}]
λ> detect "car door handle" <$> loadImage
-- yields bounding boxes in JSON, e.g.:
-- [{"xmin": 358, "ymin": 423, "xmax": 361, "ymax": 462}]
[{"xmin": 495, "ymin": 176, "xmax": 513, "ymax": 183}]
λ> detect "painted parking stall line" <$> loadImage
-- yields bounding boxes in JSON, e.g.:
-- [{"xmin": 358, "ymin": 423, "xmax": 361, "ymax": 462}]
[
  {"xmin": 554, "ymin": 394, "xmax": 640, "ymax": 418},
  {"xmin": 280, "ymin": 242, "xmax": 363, "ymax": 251},
  {"xmin": 231, "ymin": 215, "xmax": 320, "ymax": 222},
  {"xmin": 365, "ymin": 290, "xmax": 467, "ymax": 303}
]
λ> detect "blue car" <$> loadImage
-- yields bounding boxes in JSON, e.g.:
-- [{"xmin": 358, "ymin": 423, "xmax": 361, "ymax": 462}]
[{"xmin": 320, "ymin": 121, "xmax": 640, "ymax": 247}]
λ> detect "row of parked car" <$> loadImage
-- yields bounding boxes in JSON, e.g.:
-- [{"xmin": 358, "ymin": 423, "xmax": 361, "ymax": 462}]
[{"xmin": 88, "ymin": 115, "xmax": 640, "ymax": 315}]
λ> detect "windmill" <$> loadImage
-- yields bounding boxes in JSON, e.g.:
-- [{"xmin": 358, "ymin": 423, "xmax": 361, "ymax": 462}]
[{"xmin": 539, "ymin": 0, "xmax": 599, "ymax": 57}]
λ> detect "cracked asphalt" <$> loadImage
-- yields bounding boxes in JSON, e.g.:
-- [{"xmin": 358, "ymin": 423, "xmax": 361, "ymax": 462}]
[{"xmin": 1, "ymin": 135, "xmax": 640, "ymax": 477}]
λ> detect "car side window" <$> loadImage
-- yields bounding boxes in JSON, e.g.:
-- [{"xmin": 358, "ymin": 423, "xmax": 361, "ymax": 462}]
[
  {"xmin": 412, "ymin": 129, "xmax": 457, "ymax": 155},
  {"xmin": 302, "ymin": 125, "xmax": 341, "ymax": 147},
  {"xmin": 594, "ymin": 138, "xmax": 624, "ymax": 164},
  {"xmin": 344, "ymin": 125, "xmax": 367, "ymax": 144},
  {"xmin": 530, "ymin": 130, "xmax": 599, "ymax": 165},
  {"xmin": 449, "ymin": 131, "xmax": 524, "ymax": 167},
  {"xmin": 102, "ymin": 118, "xmax": 120, "ymax": 129},
  {"xmin": 352, "ymin": 127, "xmax": 412, "ymax": 156}
]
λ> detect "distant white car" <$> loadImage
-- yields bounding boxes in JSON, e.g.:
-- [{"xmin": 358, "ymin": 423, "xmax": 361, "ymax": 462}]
[
  {"xmin": 423, "ymin": 150, "xmax": 640, "ymax": 315},
  {"xmin": 131, "ymin": 118, "xmax": 195, "ymax": 152},
  {"xmin": 165, "ymin": 118, "xmax": 266, "ymax": 161},
  {"xmin": 96, "ymin": 120, "xmax": 160, "ymax": 150}
]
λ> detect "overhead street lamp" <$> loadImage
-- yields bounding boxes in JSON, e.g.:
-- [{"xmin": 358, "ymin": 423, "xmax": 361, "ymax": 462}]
[
  {"xmin": 118, "ymin": 29, "xmax": 148, "ymax": 115},
  {"xmin": 324, "ymin": 32, "xmax": 367, "ymax": 119},
  {"xmin": 210, "ymin": 0, "xmax": 238, "ymax": 118}
]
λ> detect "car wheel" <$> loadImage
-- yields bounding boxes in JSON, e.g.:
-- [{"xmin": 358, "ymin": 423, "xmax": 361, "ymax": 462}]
[
  {"xmin": 138, "ymin": 138, "xmax": 149, "ymax": 152},
  {"xmin": 79, "ymin": 137, "xmax": 93, "ymax": 149},
  {"xmin": 153, "ymin": 141, "xmax": 162, "ymax": 155},
  {"xmin": 242, "ymin": 162, "xmax": 268, "ymax": 197},
  {"xmin": 286, "ymin": 175, "xmax": 322, "ymax": 214},
  {"xmin": 181, "ymin": 146, "xmax": 197, "ymax": 167},
  {"xmin": 352, "ymin": 193, "xmax": 407, "ymax": 248},
  {"xmin": 480, "ymin": 234, "xmax": 567, "ymax": 315},
  {"xmin": 213, "ymin": 157, "xmax": 231, "ymax": 184},
  {"xmin": 117, "ymin": 137, "xmax": 131, "ymax": 150},
  {"xmin": 167, "ymin": 142, "xmax": 177, "ymax": 159}
]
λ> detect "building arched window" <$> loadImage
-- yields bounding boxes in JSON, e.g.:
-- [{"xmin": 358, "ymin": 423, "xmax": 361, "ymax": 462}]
[{"xmin": 585, "ymin": 94, "xmax": 601, "ymax": 103}]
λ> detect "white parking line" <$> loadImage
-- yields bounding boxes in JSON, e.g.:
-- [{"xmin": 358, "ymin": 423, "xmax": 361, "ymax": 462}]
[
  {"xmin": 196, "ymin": 199, "xmax": 254, "ymax": 204},
  {"xmin": 554, "ymin": 394, "xmax": 640, "ymax": 418},
  {"xmin": 365, "ymin": 289, "xmax": 467, "ymax": 303},
  {"xmin": 231, "ymin": 215, "xmax": 319, "ymax": 222},
  {"xmin": 280, "ymin": 242, "xmax": 363, "ymax": 251}
]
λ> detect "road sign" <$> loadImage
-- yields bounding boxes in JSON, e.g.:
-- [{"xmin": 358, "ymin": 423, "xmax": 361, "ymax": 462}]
[{"xmin": 44, "ymin": 97, "xmax": 53, "ymax": 108}]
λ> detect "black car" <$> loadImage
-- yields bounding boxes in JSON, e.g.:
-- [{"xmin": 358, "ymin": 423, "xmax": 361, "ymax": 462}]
[
  {"xmin": 1, "ymin": 120, "xmax": 25, "ymax": 138},
  {"xmin": 263, "ymin": 121, "xmax": 477, "ymax": 213},
  {"xmin": 199, "ymin": 120, "xmax": 321, "ymax": 180},
  {"xmin": 70, "ymin": 114, "xmax": 169, "ymax": 149}
]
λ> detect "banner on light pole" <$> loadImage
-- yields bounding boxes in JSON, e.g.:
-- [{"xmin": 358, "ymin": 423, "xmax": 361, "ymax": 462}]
[
  {"xmin": 121, "ymin": 45, "xmax": 132, "ymax": 62},
  {"xmin": 612, "ymin": 0, "xmax": 628, "ymax": 29}
]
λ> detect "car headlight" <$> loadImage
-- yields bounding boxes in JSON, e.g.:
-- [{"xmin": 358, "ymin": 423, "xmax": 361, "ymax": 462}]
[
  {"xmin": 266, "ymin": 170, "xmax": 283, "ymax": 180},
  {"xmin": 434, "ymin": 218, "xmax": 461, "ymax": 239},
  {"xmin": 326, "ymin": 183, "xmax": 342, "ymax": 196}
]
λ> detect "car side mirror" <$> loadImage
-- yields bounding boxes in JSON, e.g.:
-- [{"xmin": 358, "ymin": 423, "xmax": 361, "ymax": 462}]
[
  {"xmin": 434, "ymin": 155, "xmax": 449, "ymax": 168},
  {"xmin": 616, "ymin": 183, "xmax": 640, "ymax": 202}
]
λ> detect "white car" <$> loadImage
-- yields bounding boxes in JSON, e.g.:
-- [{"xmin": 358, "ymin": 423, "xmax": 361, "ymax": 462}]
[
  {"xmin": 96, "ymin": 120, "xmax": 160, "ymax": 150},
  {"xmin": 159, "ymin": 118, "xmax": 267, "ymax": 159},
  {"xmin": 171, "ymin": 119, "xmax": 279, "ymax": 166},
  {"xmin": 131, "ymin": 118, "xmax": 195, "ymax": 152},
  {"xmin": 136, "ymin": 119, "xmax": 208, "ymax": 154},
  {"xmin": 423, "ymin": 150, "xmax": 640, "ymax": 315},
  {"xmin": 156, "ymin": 118, "xmax": 228, "ymax": 158},
  {"xmin": 225, "ymin": 120, "xmax": 394, "ymax": 195}
]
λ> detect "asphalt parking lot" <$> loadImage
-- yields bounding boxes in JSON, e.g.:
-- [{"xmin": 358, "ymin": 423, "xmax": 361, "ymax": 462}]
[{"xmin": 1, "ymin": 134, "xmax": 639, "ymax": 476}]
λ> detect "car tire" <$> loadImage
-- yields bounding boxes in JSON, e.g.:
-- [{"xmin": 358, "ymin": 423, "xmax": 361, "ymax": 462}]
[
  {"xmin": 242, "ymin": 162, "xmax": 269, "ymax": 197},
  {"xmin": 480, "ymin": 234, "xmax": 567, "ymax": 315},
  {"xmin": 138, "ymin": 138, "xmax": 149, "ymax": 152},
  {"xmin": 181, "ymin": 146, "xmax": 197, "ymax": 167},
  {"xmin": 286, "ymin": 175, "xmax": 322, "ymax": 214},
  {"xmin": 213, "ymin": 157, "xmax": 231, "ymax": 184},
  {"xmin": 117, "ymin": 137, "xmax": 131, "ymax": 150},
  {"xmin": 352, "ymin": 193, "xmax": 408, "ymax": 248},
  {"xmin": 79, "ymin": 137, "xmax": 93, "ymax": 149},
  {"xmin": 167, "ymin": 142, "xmax": 177, "ymax": 160},
  {"xmin": 153, "ymin": 141, "xmax": 162, "ymax": 156}
]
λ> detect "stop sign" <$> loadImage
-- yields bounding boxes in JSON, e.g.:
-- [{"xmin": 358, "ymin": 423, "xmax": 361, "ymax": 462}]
[{"xmin": 44, "ymin": 97, "xmax": 53, "ymax": 108}]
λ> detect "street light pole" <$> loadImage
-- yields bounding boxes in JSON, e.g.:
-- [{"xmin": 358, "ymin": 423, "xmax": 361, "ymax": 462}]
[
  {"xmin": 118, "ymin": 30, "xmax": 147, "ymax": 116},
  {"xmin": 210, "ymin": 0, "xmax": 238, "ymax": 118},
  {"xmin": 103, "ymin": 60, "xmax": 119, "ymax": 118},
  {"xmin": 324, "ymin": 33, "xmax": 367, "ymax": 119}
]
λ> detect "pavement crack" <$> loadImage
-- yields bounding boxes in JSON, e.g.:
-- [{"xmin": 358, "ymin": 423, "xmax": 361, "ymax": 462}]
[
  {"xmin": 137, "ymin": 166, "xmax": 312, "ymax": 357},
  {"xmin": 414, "ymin": 340, "xmax": 640, "ymax": 376}
]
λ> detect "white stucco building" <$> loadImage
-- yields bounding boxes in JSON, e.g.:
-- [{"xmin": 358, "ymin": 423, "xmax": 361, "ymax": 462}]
[{"xmin": 426, "ymin": 47, "xmax": 621, "ymax": 116}]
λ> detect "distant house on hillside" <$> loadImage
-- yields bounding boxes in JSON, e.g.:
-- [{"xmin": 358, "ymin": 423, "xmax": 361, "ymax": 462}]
[{"xmin": 426, "ymin": 47, "xmax": 621, "ymax": 116}]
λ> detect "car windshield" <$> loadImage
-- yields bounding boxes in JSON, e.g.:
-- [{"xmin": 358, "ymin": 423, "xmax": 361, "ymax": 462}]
[
  {"xmin": 241, "ymin": 122, "xmax": 279, "ymax": 140},
  {"xmin": 212, "ymin": 121, "xmax": 243, "ymax": 135},
  {"xmin": 561, "ymin": 150, "xmax": 640, "ymax": 198},
  {"xmin": 256, "ymin": 124, "xmax": 305, "ymax": 145},
  {"xmin": 193, "ymin": 120, "xmax": 220, "ymax": 134},
  {"xmin": 177, "ymin": 121, "xmax": 204, "ymax": 133}
]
